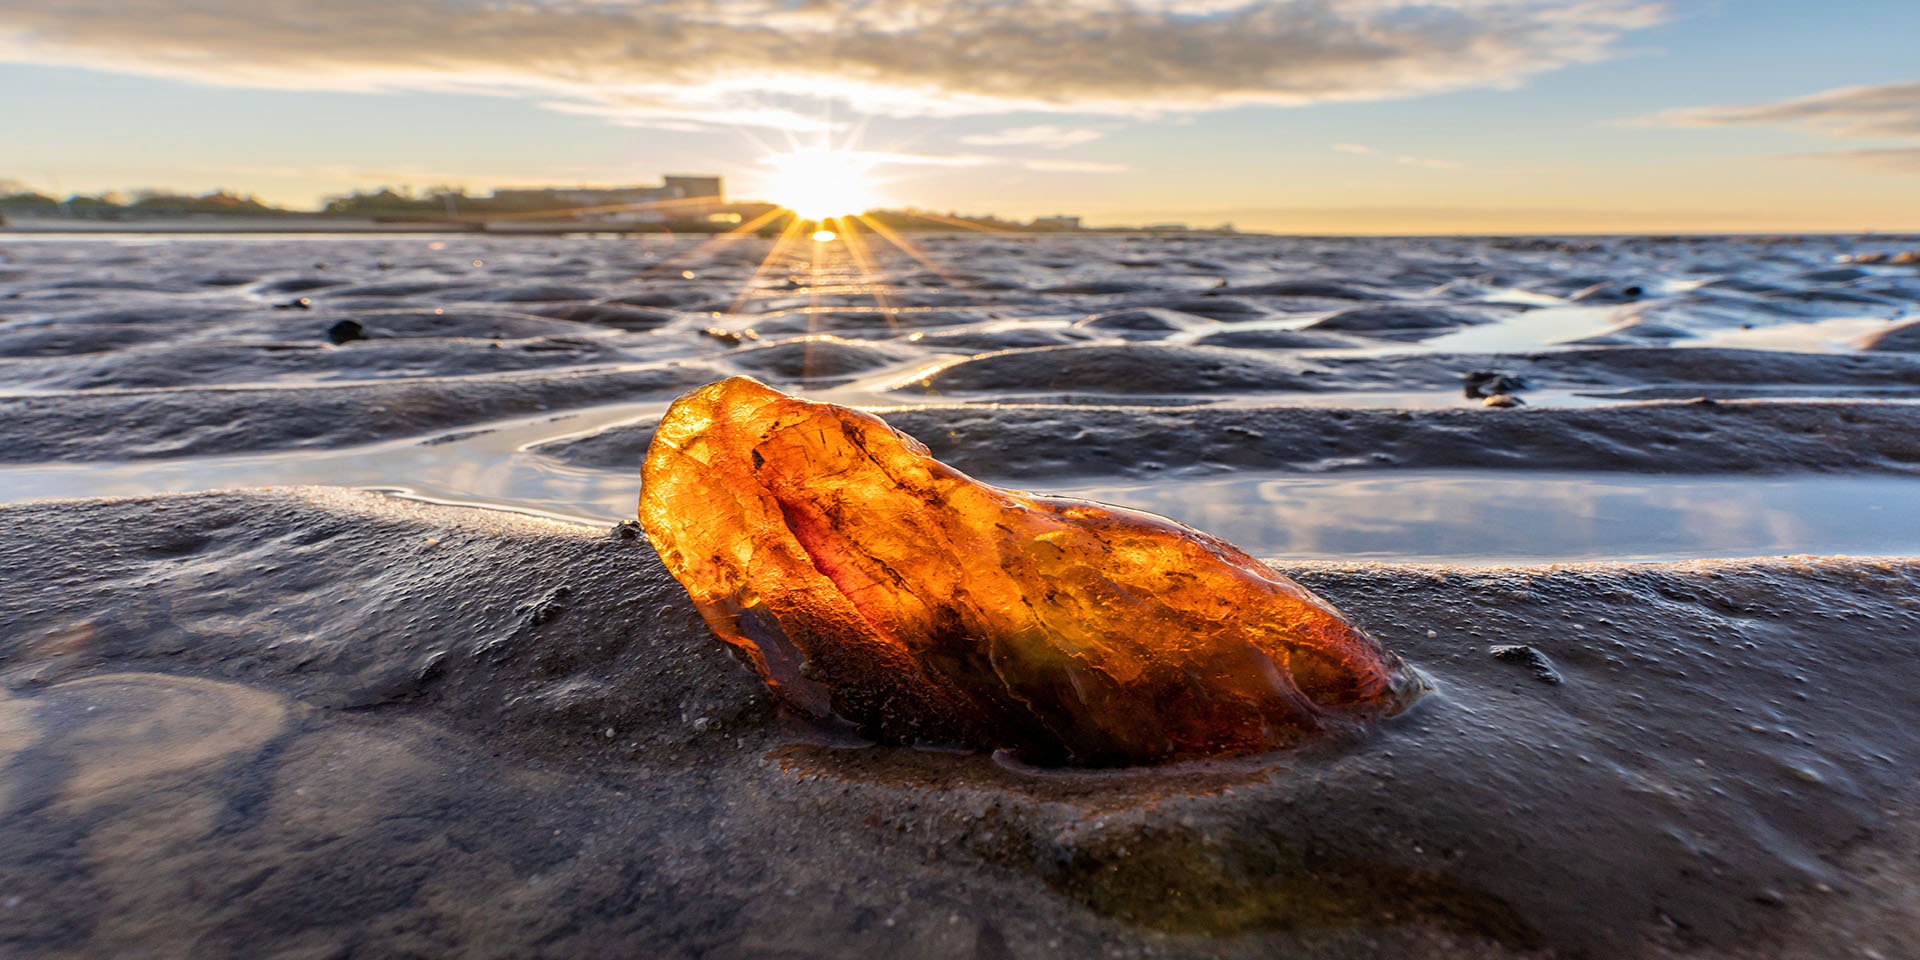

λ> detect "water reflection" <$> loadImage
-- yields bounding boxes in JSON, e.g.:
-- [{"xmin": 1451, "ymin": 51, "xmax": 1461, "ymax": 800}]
[
  {"xmin": 1055, "ymin": 471, "xmax": 1920, "ymax": 562},
  {"xmin": 0, "ymin": 402, "xmax": 667, "ymax": 526},
  {"xmin": 5, "ymin": 402, "xmax": 1915, "ymax": 564}
]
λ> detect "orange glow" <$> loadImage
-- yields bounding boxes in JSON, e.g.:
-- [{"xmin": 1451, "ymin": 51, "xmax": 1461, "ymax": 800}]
[
  {"xmin": 811, "ymin": 229, "xmax": 836, "ymax": 242},
  {"xmin": 761, "ymin": 148, "xmax": 882, "ymax": 221},
  {"xmin": 853, "ymin": 213, "xmax": 959, "ymax": 286},
  {"xmin": 727, "ymin": 216, "xmax": 808, "ymax": 316},
  {"xmin": 639, "ymin": 377, "xmax": 1426, "ymax": 766},
  {"xmin": 638, "ymin": 206, "xmax": 787, "ymax": 279},
  {"xmin": 831, "ymin": 217, "xmax": 899, "ymax": 331}
]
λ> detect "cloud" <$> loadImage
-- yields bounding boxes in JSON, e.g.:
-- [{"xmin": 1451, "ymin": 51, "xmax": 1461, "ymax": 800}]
[
  {"xmin": 783, "ymin": 150, "xmax": 1126, "ymax": 174},
  {"xmin": 1656, "ymin": 82, "xmax": 1920, "ymax": 139},
  {"xmin": 1021, "ymin": 158, "xmax": 1121, "ymax": 173},
  {"xmin": 0, "ymin": 0, "xmax": 1667, "ymax": 129},
  {"xmin": 854, "ymin": 151, "xmax": 1000, "ymax": 168},
  {"xmin": 1653, "ymin": 82, "xmax": 1920, "ymax": 174},
  {"xmin": 540, "ymin": 99, "xmax": 835, "ymax": 133},
  {"xmin": 1021, "ymin": 158, "xmax": 1130, "ymax": 174},
  {"xmin": 960, "ymin": 125, "xmax": 1108, "ymax": 149},
  {"xmin": 1781, "ymin": 147, "xmax": 1920, "ymax": 175}
]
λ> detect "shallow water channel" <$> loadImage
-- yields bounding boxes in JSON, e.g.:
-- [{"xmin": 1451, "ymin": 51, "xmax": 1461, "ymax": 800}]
[{"xmin": 3, "ymin": 399, "xmax": 1915, "ymax": 563}]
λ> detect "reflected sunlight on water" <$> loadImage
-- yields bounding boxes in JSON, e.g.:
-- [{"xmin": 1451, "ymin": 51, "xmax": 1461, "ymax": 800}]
[
  {"xmin": 4, "ymin": 406, "xmax": 1914, "ymax": 563},
  {"xmin": 1056, "ymin": 471, "xmax": 1920, "ymax": 562}
]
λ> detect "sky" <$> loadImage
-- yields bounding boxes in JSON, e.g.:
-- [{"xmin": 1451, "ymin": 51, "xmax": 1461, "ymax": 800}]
[{"xmin": 1, "ymin": 0, "xmax": 1916, "ymax": 233}]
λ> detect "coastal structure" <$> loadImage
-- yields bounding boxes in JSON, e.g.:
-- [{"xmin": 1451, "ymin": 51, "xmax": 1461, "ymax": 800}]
[{"xmin": 490, "ymin": 175, "xmax": 724, "ymax": 222}]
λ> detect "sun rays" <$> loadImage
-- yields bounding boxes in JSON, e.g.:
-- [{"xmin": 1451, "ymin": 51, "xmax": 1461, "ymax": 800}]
[
  {"xmin": 712, "ymin": 209, "xmax": 1001, "ymax": 348},
  {"xmin": 760, "ymin": 148, "xmax": 884, "ymax": 222},
  {"xmin": 553, "ymin": 126, "xmax": 1022, "ymax": 381},
  {"xmin": 693, "ymin": 160, "xmax": 1005, "ymax": 345}
]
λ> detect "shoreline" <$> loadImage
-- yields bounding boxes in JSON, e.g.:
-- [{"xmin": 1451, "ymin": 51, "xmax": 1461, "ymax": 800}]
[
  {"xmin": 0, "ymin": 215, "xmax": 1244, "ymax": 237},
  {"xmin": 5, "ymin": 215, "xmax": 1918, "ymax": 240}
]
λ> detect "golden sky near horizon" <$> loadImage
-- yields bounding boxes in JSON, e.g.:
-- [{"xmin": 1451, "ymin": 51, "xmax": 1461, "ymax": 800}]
[{"xmin": 1, "ymin": 0, "xmax": 1917, "ymax": 232}]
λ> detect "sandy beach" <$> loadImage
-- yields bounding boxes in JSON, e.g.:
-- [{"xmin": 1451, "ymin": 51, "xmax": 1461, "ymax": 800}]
[{"xmin": 3, "ymin": 231, "xmax": 1920, "ymax": 957}]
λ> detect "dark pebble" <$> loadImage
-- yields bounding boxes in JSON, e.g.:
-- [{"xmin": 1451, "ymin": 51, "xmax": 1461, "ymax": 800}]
[
  {"xmin": 1463, "ymin": 369, "xmax": 1532, "ymax": 398},
  {"xmin": 1489, "ymin": 644, "xmax": 1562, "ymax": 684},
  {"xmin": 327, "ymin": 319, "xmax": 369, "ymax": 344}
]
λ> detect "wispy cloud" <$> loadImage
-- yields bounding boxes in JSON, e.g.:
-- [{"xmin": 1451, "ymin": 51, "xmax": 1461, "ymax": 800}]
[
  {"xmin": 1651, "ymin": 81, "xmax": 1920, "ymax": 174},
  {"xmin": 855, "ymin": 151, "xmax": 1000, "ymax": 168},
  {"xmin": 1029, "ymin": 158, "xmax": 1128, "ymax": 173},
  {"xmin": 1780, "ymin": 147, "xmax": 1920, "ymax": 174},
  {"xmin": 960, "ymin": 125, "xmax": 1108, "ymax": 149},
  {"xmin": 793, "ymin": 150, "xmax": 1126, "ymax": 175},
  {"xmin": 0, "ymin": 0, "xmax": 1668, "ymax": 130},
  {"xmin": 1330, "ymin": 142, "xmax": 1462, "ymax": 169},
  {"xmin": 540, "ymin": 100, "xmax": 835, "ymax": 134},
  {"xmin": 1655, "ymin": 82, "xmax": 1920, "ymax": 139},
  {"xmin": 1021, "ymin": 158, "xmax": 1130, "ymax": 174}
]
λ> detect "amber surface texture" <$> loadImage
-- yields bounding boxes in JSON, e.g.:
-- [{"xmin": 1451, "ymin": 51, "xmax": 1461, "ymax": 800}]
[{"xmin": 640, "ymin": 377, "xmax": 1425, "ymax": 765}]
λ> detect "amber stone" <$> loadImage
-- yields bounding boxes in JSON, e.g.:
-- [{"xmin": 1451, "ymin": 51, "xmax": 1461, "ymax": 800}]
[{"xmin": 640, "ymin": 377, "xmax": 1425, "ymax": 765}]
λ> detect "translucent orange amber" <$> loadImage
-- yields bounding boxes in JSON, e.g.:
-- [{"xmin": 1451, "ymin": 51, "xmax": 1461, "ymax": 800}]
[{"xmin": 640, "ymin": 377, "xmax": 1425, "ymax": 765}]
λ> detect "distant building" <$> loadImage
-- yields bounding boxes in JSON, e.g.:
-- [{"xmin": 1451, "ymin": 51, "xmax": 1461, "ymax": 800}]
[
  {"xmin": 1031, "ymin": 215, "xmax": 1082, "ymax": 231},
  {"xmin": 661, "ymin": 175, "xmax": 723, "ymax": 201},
  {"xmin": 488, "ymin": 175, "xmax": 724, "ymax": 221}
]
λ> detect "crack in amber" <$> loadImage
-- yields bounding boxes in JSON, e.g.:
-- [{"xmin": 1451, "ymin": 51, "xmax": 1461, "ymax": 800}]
[{"xmin": 640, "ymin": 377, "xmax": 1425, "ymax": 765}]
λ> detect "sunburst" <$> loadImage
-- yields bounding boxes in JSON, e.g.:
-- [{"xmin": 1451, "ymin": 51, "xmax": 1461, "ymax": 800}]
[
  {"xmin": 759, "ymin": 147, "xmax": 885, "ymax": 223},
  {"xmin": 625, "ymin": 126, "xmax": 1012, "ymax": 379}
]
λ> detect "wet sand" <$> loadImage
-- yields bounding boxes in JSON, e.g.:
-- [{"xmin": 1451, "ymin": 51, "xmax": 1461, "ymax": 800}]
[
  {"xmin": 3, "ymin": 489, "xmax": 1917, "ymax": 959},
  {"xmin": 2, "ymin": 232, "xmax": 1920, "ymax": 956}
]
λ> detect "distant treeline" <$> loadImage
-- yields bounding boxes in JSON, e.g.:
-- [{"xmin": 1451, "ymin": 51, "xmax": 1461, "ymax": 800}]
[
  {"xmin": 0, "ymin": 185, "xmax": 731, "ymax": 221},
  {"xmin": 0, "ymin": 185, "xmax": 1131, "ymax": 233},
  {"xmin": 320, "ymin": 187, "xmax": 571, "ymax": 217},
  {"xmin": 0, "ymin": 186, "xmax": 510, "ymax": 219},
  {"xmin": 0, "ymin": 189, "xmax": 289, "ymax": 218},
  {"xmin": 0, "ymin": 185, "xmax": 571, "ymax": 219}
]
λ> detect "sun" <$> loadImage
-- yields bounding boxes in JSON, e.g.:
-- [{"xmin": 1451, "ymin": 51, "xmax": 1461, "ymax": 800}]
[{"xmin": 761, "ymin": 147, "xmax": 882, "ymax": 222}]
